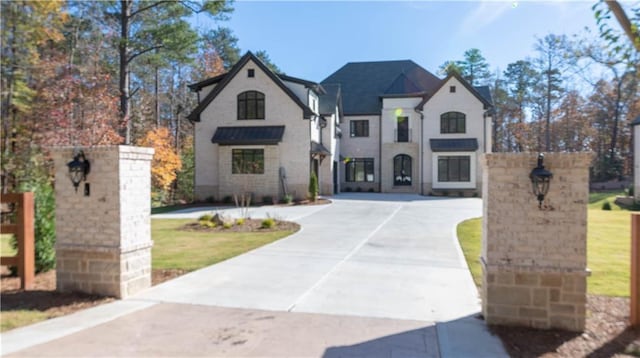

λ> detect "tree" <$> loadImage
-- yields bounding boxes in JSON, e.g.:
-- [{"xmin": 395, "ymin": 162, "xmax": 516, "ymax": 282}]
[
  {"xmin": 534, "ymin": 34, "xmax": 571, "ymax": 151},
  {"xmin": 100, "ymin": 0, "xmax": 232, "ymax": 143},
  {"xmin": 138, "ymin": 127, "xmax": 182, "ymax": 192},
  {"xmin": 439, "ymin": 49, "xmax": 491, "ymax": 85},
  {"xmin": 255, "ymin": 50, "xmax": 283, "ymax": 74},
  {"xmin": 593, "ymin": 1, "xmax": 640, "ymax": 55},
  {"xmin": 503, "ymin": 60, "xmax": 538, "ymax": 151},
  {"xmin": 201, "ymin": 26, "xmax": 240, "ymax": 70}
]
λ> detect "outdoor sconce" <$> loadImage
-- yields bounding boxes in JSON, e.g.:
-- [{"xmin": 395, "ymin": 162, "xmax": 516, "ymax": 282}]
[
  {"xmin": 67, "ymin": 150, "xmax": 90, "ymax": 193},
  {"xmin": 529, "ymin": 153, "xmax": 553, "ymax": 208}
]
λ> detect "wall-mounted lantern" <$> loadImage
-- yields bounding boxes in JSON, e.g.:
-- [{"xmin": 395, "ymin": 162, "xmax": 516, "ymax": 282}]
[
  {"xmin": 67, "ymin": 150, "xmax": 90, "ymax": 193},
  {"xmin": 529, "ymin": 153, "xmax": 553, "ymax": 208}
]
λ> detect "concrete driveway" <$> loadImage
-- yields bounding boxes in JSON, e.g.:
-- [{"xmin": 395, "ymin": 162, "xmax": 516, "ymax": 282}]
[{"xmin": 3, "ymin": 193, "xmax": 507, "ymax": 357}]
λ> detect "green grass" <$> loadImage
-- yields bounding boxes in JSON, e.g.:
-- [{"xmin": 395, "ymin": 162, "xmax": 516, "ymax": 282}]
[
  {"xmin": 1, "ymin": 234, "xmax": 16, "ymax": 256},
  {"xmin": 456, "ymin": 218, "xmax": 482, "ymax": 287},
  {"xmin": 151, "ymin": 219, "xmax": 295, "ymax": 271},
  {"xmin": 0, "ymin": 310, "xmax": 49, "ymax": 332},
  {"xmin": 588, "ymin": 190, "xmax": 625, "ymax": 211},
  {"xmin": 458, "ymin": 191, "xmax": 631, "ymax": 297}
]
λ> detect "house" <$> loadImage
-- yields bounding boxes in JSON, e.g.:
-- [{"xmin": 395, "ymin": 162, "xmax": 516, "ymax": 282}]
[
  {"xmin": 187, "ymin": 52, "xmax": 492, "ymax": 201},
  {"xmin": 187, "ymin": 52, "xmax": 341, "ymax": 202}
]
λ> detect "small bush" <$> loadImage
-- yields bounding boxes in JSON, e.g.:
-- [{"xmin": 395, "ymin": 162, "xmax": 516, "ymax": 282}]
[
  {"xmin": 261, "ymin": 218, "xmax": 276, "ymax": 229},
  {"xmin": 223, "ymin": 222, "xmax": 233, "ymax": 229},
  {"xmin": 235, "ymin": 218, "xmax": 245, "ymax": 226},
  {"xmin": 356, "ymin": 187, "xmax": 362, "ymax": 192},
  {"xmin": 627, "ymin": 185, "xmax": 634, "ymax": 197},
  {"xmin": 222, "ymin": 195, "xmax": 233, "ymax": 204},
  {"xmin": 458, "ymin": 191, "xmax": 465, "ymax": 197},
  {"xmin": 262, "ymin": 196, "xmax": 274, "ymax": 205},
  {"xmin": 344, "ymin": 187, "xmax": 352, "ymax": 192},
  {"xmin": 308, "ymin": 171, "xmax": 318, "ymax": 201},
  {"xmin": 602, "ymin": 201, "xmax": 612, "ymax": 211},
  {"xmin": 199, "ymin": 220, "xmax": 216, "ymax": 228},
  {"xmin": 368, "ymin": 188, "xmax": 375, "ymax": 193},
  {"xmin": 198, "ymin": 214, "xmax": 212, "ymax": 221},
  {"xmin": 473, "ymin": 192, "xmax": 479, "ymax": 198},
  {"xmin": 205, "ymin": 196, "xmax": 215, "ymax": 203},
  {"xmin": 282, "ymin": 194, "xmax": 293, "ymax": 204}
]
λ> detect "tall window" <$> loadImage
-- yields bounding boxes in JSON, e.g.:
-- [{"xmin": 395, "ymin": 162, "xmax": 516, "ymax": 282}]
[
  {"xmin": 438, "ymin": 156, "xmax": 470, "ymax": 182},
  {"xmin": 232, "ymin": 149, "xmax": 264, "ymax": 174},
  {"xmin": 394, "ymin": 155, "xmax": 412, "ymax": 186},
  {"xmin": 440, "ymin": 112, "xmax": 466, "ymax": 134},
  {"xmin": 238, "ymin": 91, "xmax": 265, "ymax": 120},
  {"xmin": 345, "ymin": 158, "xmax": 374, "ymax": 182},
  {"xmin": 350, "ymin": 120, "xmax": 369, "ymax": 137},
  {"xmin": 397, "ymin": 116, "xmax": 409, "ymax": 142}
]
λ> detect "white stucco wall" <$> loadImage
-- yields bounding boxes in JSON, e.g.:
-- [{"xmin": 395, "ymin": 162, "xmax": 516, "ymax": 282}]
[
  {"xmin": 340, "ymin": 115, "xmax": 380, "ymax": 191},
  {"xmin": 421, "ymin": 77, "xmax": 489, "ymax": 194},
  {"xmin": 194, "ymin": 59, "xmax": 311, "ymax": 201}
]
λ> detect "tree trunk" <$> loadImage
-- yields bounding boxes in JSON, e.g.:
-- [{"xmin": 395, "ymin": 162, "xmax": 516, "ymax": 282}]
[{"xmin": 119, "ymin": 0, "xmax": 131, "ymax": 144}]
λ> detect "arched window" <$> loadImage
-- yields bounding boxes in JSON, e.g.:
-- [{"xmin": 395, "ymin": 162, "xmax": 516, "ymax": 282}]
[
  {"xmin": 238, "ymin": 91, "xmax": 265, "ymax": 120},
  {"xmin": 440, "ymin": 112, "xmax": 465, "ymax": 133},
  {"xmin": 394, "ymin": 154, "xmax": 412, "ymax": 186}
]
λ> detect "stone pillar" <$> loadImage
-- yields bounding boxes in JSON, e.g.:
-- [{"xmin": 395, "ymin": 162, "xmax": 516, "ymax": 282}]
[
  {"xmin": 53, "ymin": 146, "xmax": 154, "ymax": 298},
  {"xmin": 481, "ymin": 152, "xmax": 592, "ymax": 331}
]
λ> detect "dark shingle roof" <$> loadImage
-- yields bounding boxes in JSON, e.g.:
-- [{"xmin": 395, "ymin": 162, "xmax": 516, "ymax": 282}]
[
  {"xmin": 211, "ymin": 126, "xmax": 285, "ymax": 145},
  {"xmin": 474, "ymin": 86, "xmax": 493, "ymax": 106},
  {"xmin": 430, "ymin": 138, "xmax": 479, "ymax": 152},
  {"xmin": 385, "ymin": 73, "xmax": 423, "ymax": 95},
  {"xmin": 321, "ymin": 60, "xmax": 441, "ymax": 115},
  {"xmin": 632, "ymin": 116, "xmax": 640, "ymax": 126}
]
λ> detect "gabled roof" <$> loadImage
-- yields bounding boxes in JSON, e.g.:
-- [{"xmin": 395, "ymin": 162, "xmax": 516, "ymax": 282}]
[
  {"xmin": 321, "ymin": 60, "xmax": 441, "ymax": 115},
  {"xmin": 415, "ymin": 72, "xmax": 493, "ymax": 111},
  {"xmin": 430, "ymin": 138, "xmax": 479, "ymax": 152},
  {"xmin": 279, "ymin": 74, "xmax": 326, "ymax": 95},
  {"xmin": 384, "ymin": 73, "xmax": 423, "ymax": 95},
  {"xmin": 211, "ymin": 125, "xmax": 285, "ymax": 145},
  {"xmin": 187, "ymin": 52, "xmax": 315, "ymax": 122}
]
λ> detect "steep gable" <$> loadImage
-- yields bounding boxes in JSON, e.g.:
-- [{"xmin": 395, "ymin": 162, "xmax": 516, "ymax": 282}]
[{"xmin": 187, "ymin": 52, "xmax": 315, "ymax": 122}]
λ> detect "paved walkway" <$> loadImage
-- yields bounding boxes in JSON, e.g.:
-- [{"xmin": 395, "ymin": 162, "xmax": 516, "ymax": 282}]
[{"xmin": 2, "ymin": 193, "xmax": 507, "ymax": 357}]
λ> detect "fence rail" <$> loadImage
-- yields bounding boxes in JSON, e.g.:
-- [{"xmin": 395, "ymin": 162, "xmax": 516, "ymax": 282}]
[{"xmin": 1, "ymin": 192, "xmax": 35, "ymax": 290}]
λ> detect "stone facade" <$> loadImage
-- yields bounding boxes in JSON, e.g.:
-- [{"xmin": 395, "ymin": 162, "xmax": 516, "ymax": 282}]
[
  {"xmin": 53, "ymin": 146, "xmax": 154, "ymax": 298},
  {"xmin": 481, "ymin": 152, "xmax": 592, "ymax": 331}
]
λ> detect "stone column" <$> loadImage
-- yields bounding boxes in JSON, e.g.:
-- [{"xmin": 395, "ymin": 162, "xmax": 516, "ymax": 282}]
[
  {"xmin": 480, "ymin": 152, "xmax": 592, "ymax": 331},
  {"xmin": 53, "ymin": 146, "xmax": 154, "ymax": 298}
]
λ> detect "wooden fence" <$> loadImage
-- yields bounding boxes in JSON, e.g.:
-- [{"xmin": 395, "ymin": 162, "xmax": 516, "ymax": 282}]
[{"xmin": 1, "ymin": 192, "xmax": 35, "ymax": 290}]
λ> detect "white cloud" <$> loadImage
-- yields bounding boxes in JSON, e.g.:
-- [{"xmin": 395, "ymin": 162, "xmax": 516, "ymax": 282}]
[{"xmin": 457, "ymin": 1, "xmax": 513, "ymax": 37}]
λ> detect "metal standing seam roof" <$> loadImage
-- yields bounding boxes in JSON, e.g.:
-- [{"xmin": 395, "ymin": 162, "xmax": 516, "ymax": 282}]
[
  {"xmin": 211, "ymin": 126, "xmax": 285, "ymax": 145},
  {"xmin": 430, "ymin": 138, "xmax": 479, "ymax": 152}
]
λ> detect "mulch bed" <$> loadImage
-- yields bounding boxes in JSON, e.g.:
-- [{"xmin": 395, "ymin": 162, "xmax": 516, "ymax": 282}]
[
  {"xmin": 491, "ymin": 295, "xmax": 640, "ymax": 357},
  {"xmin": 181, "ymin": 218, "xmax": 300, "ymax": 233}
]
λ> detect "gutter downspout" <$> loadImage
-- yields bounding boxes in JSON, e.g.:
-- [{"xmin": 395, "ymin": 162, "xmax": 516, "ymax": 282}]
[
  {"xmin": 379, "ymin": 115, "xmax": 382, "ymax": 193},
  {"xmin": 415, "ymin": 108, "xmax": 425, "ymax": 196}
]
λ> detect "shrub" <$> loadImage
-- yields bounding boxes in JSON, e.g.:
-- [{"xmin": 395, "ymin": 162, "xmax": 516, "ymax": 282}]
[
  {"xmin": 602, "ymin": 201, "xmax": 612, "ymax": 211},
  {"xmin": 308, "ymin": 171, "xmax": 318, "ymax": 201},
  {"xmin": 235, "ymin": 218, "xmax": 245, "ymax": 226},
  {"xmin": 282, "ymin": 194, "xmax": 293, "ymax": 204},
  {"xmin": 198, "ymin": 214, "xmax": 212, "ymax": 221},
  {"xmin": 222, "ymin": 195, "xmax": 233, "ymax": 204},
  {"xmin": 223, "ymin": 222, "xmax": 233, "ymax": 229},
  {"xmin": 17, "ymin": 178, "xmax": 56, "ymax": 273},
  {"xmin": 261, "ymin": 217, "xmax": 276, "ymax": 229},
  {"xmin": 368, "ymin": 188, "xmax": 375, "ymax": 193},
  {"xmin": 262, "ymin": 196, "xmax": 274, "ymax": 205},
  {"xmin": 458, "ymin": 191, "xmax": 465, "ymax": 197},
  {"xmin": 356, "ymin": 187, "xmax": 362, "ymax": 192},
  {"xmin": 628, "ymin": 185, "xmax": 634, "ymax": 197},
  {"xmin": 205, "ymin": 196, "xmax": 215, "ymax": 203},
  {"xmin": 344, "ymin": 187, "xmax": 352, "ymax": 192}
]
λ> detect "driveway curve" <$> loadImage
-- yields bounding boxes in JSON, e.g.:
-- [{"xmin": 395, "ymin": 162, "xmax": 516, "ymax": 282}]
[{"xmin": 141, "ymin": 193, "xmax": 482, "ymax": 322}]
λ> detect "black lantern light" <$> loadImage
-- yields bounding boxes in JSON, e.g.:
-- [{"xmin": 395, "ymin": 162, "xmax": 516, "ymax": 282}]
[
  {"xmin": 67, "ymin": 150, "xmax": 90, "ymax": 192},
  {"xmin": 529, "ymin": 153, "xmax": 553, "ymax": 208}
]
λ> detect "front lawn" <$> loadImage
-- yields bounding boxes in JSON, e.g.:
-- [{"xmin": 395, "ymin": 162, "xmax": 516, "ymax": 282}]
[
  {"xmin": 457, "ymin": 193, "xmax": 631, "ymax": 297},
  {"xmin": 152, "ymin": 219, "xmax": 296, "ymax": 271}
]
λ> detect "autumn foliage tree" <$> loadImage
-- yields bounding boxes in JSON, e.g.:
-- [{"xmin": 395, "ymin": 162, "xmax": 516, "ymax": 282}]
[{"xmin": 138, "ymin": 127, "xmax": 182, "ymax": 192}]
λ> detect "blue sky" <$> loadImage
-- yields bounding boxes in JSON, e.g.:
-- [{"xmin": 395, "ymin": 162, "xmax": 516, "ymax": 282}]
[{"xmin": 193, "ymin": 1, "xmax": 603, "ymax": 82}]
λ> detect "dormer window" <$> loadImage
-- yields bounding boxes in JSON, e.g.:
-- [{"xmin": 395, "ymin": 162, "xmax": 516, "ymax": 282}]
[
  {"xmin": 238, "ymin": 91, "xmax": 265, "ymax": 120},
  {"xmin": 247, "ymin": 69, "xmax": 255, "ymax": 78}
]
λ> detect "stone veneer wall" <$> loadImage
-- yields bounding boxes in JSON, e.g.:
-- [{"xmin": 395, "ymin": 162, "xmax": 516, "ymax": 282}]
[
  {"xmin": 53, "ymin": 146, "xmax": 154, "ymax": 298},
  {"xmin": 481, "ymin": 152, "xmax": 592, "ymax": 331}
]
